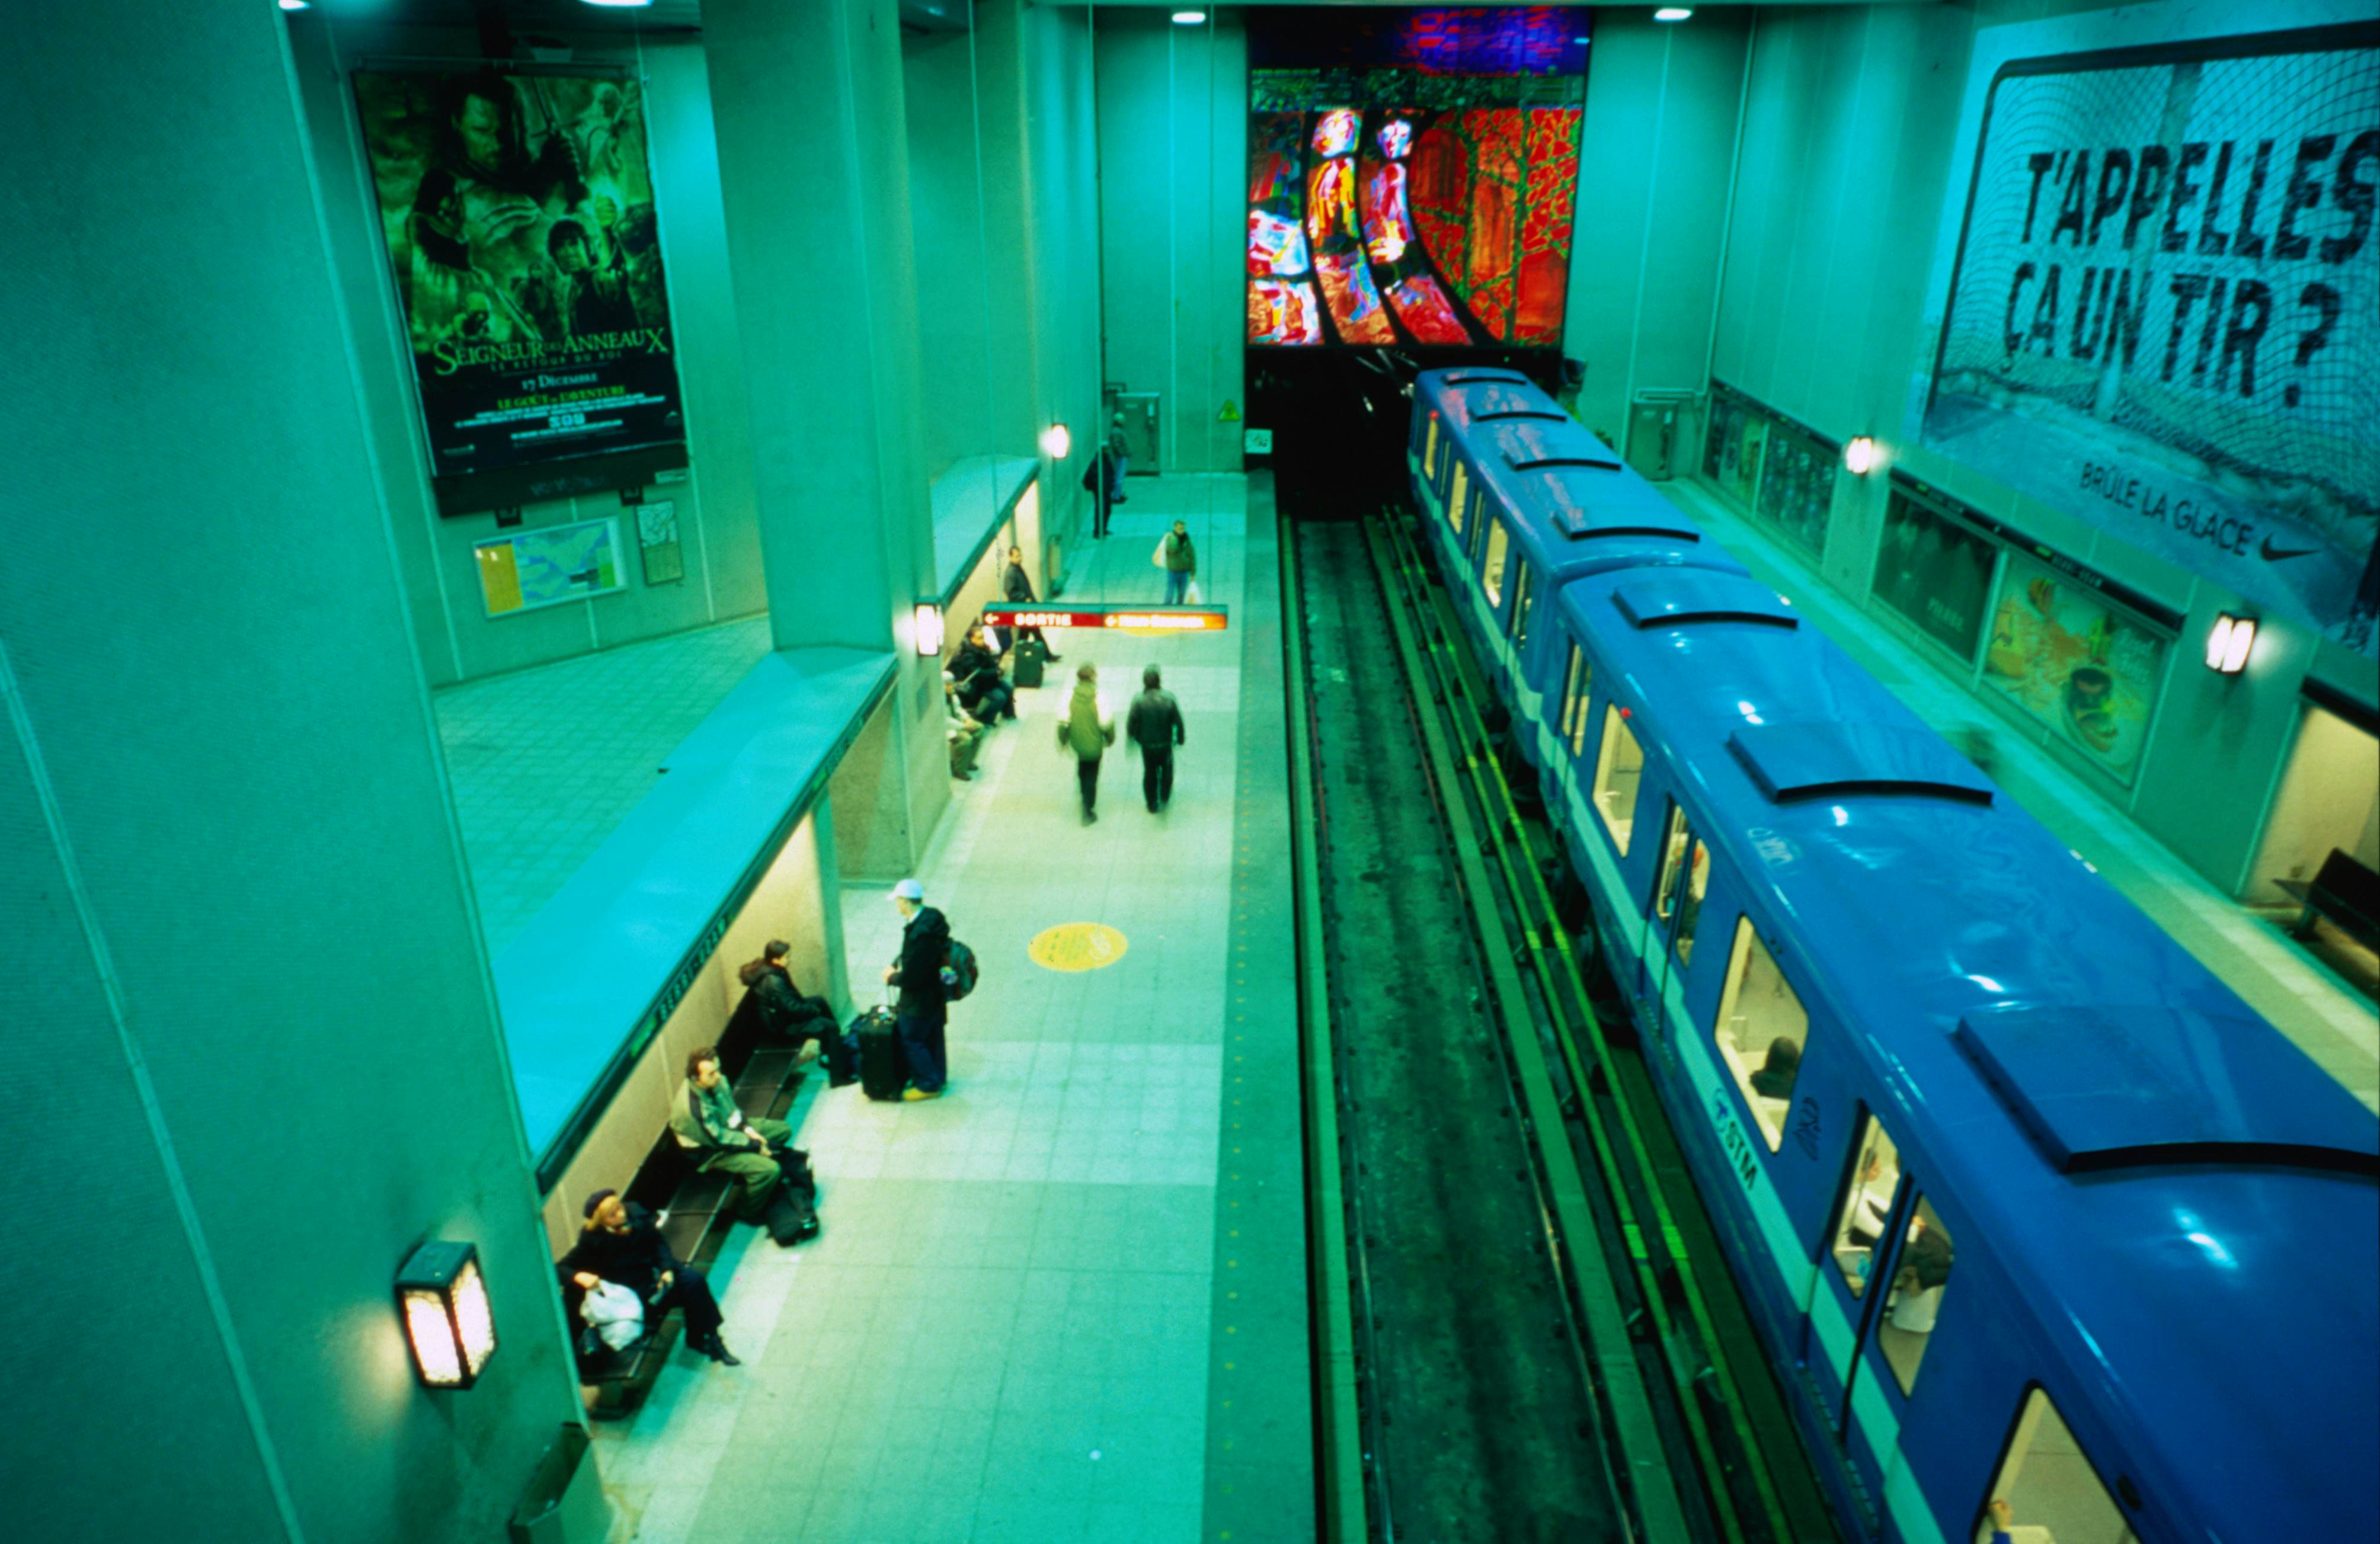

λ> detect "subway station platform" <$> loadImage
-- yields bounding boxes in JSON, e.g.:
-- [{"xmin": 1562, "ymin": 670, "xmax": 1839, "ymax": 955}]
[{"xmin": 587, "ymin": 475, "xmax": 1315, "ymax": 1544}]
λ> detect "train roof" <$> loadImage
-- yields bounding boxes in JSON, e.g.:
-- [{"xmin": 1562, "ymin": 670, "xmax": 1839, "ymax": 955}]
[
  {"xmin": 1554, "ymin": 569, "xmax": 2380, "ymax": 1542},
  {"xmin": 1420, "ymin": 370, "xmax": 1728, "ymax": 581}
]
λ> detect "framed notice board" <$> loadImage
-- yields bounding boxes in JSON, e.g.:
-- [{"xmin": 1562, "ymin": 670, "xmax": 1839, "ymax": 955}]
[{"xmin": 475, "ymin": 517, "xmax": 626, "ymax": 617}]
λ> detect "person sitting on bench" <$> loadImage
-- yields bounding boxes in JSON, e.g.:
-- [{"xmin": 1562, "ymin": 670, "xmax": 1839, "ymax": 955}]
[
  {"xmin": 737, "ymin": 940, "xmax": 834, "ymax": 1062},
  {"xmin": 670, "ymin": 1046, "xmax": 795, "ymax": 1223},
  {"xmin": 560, "ymin": 1189, "xmax": 740, "ymax": 1366}
]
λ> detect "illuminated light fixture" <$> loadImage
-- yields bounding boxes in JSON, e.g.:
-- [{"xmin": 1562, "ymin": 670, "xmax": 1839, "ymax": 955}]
[
  {"xmin": 580, "ymin": 0, "xmax": 655, "ymax": 9},
  {"xmin": 2205, "ymin": 613, "xmax": 2256, "ymax": 674},
  {"xmin": 1040, "ymin": 422, "xmax": 1072, "ymax": 460},
  {"xmin": 279, "ymin": 0, "xmax": 309, "ymax": 9},
  {"xmin": 1844, "ymin": 435, "xmax": 1878, "ymax": 476},
  {"xmin": 914, "ymin": 601, "xmax": 945, "ymax": 657},
  {"xmin": 1172, "ymin": 9, "xmax": 1208, "ymax": 24},
  {"xmin": 1654, "ymin": 7, "xmax": 1694, "ymax": 20},
  {"xmin": 395, "ymin": 1241, "xmax": 496, "ymax": 1390}
]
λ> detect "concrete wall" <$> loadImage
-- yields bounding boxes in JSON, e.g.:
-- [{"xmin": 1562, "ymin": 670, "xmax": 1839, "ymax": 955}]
[
  {"xmin": 1563, "ymin": 11, "xmax": 1752, "ymax": 452},
  {"xmin": 1095, "ymin": 10, "xmax": 1248, "ymax": 475},
  {"xmin": 1, "ymin": 5, "xmax": 581, "ymax": 1539},
  {"xmin": 1024, "ymin": 4, "xmax": 1107, "ymax": 567},
  {"xmin": 1684, "ymin": 0, "xmax": 2375, "ymax": 894},
  {"xmin": 291, "ymin": 20, "xmax": 767, "ymax": 688},
  {"xmin": 2244, "ymin": 706, "xmax": 2380, "ymax": 903}
]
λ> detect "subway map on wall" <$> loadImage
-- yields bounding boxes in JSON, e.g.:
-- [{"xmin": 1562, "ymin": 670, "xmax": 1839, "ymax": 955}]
[{"xmin": 1247, "ymin": 8, "xmax": 1585, "ymax": 349}]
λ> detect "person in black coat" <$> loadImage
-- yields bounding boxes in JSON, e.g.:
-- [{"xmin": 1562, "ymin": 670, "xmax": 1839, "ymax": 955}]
[
  {"xmin": 737, "ymin": 940, "xmax": 833, "ymax": 1062},
  {"xmin": 1124, "ymin": 664, "xmax": 1186, "ymax": 813},
  {"xmin": 881, "ymin": 877, "xmax": 953, "ymax": 1100},
  {"xmin": 951, "ymin": 626, "xmax": 1016, "ymax": 722},
  {"xmin": 558, "ymin": 1189, "xmax": 740, "ymax": 1366},
  {"xmin": 1001, "ymin": 546, "xmax": 1060, "ymax": 661}
]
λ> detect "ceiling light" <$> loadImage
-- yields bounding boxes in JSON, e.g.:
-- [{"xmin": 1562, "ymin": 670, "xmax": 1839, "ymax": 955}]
[
  {"xmin": 580, "ymin": 0, "xmax": 655, "ymax": 9},
  {"xmin": 1655, "ymin": 7, "xmax": 1694, "ymax": 20},
  {"xmin": 1173, "ymin": 10, "xmax": 1209, "ymax": 24}
]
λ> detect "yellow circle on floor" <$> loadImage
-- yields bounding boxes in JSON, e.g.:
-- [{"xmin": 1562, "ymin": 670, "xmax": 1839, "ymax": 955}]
[{"xmin": 1028, "ymin": 922, "xmax": 1129, "ymax": 973}]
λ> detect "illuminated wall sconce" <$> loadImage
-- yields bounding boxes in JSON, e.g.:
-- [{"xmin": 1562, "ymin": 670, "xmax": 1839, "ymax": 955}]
[
  {"xmin": 1653, "ymin": 6, "xmax": 1694, "ymax": 21},
  {"xmin": 1172, "ymin": 9, "xmax": 1210, "ymax": 24},
  {"xmin": 2205, "ymin": 613, "xmax": 2256, "ymax": 674},
  {"xmin": 1844, "ymin": 436, "xmax": 1878, "ymax": 476},
  {"xmin": 1040, "ymin": 422, "xmax": 1071, "ymax": 460},
  {"xmin": 395, "ymin": 1241, "xmax": 496, "ymax": 1390},
  {"xmin": 914, "ymin": 601, "xmax": 945, "ymax": 657}
]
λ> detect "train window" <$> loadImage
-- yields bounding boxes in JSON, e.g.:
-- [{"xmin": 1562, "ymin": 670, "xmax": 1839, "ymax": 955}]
[
  {"xmin": 1828, "ymin": 1114, "xmax": 1902, "ymax": 1296},
  {"xmin": 1561, "ymin": 647, "xmax": 1593, "ymax": 755},
  {"xmin": 1716, "ymin": 920, "xmax": 1809, "ymax": 1151},
  {"xmin": 1482, "ymin": 520, "xmax": 1511, "ymax": 606},
  {"xmin": 1448, "ymin": 463, "xmax": 1470, "ymax": 533},
  {"xmin": 1976, "ymin": 1389, "xmax": 2137, "ymax": 1544},
  {"xmin": 1512, "ymin": 560, "xmax": 1536, "ymax": 645},
  {"xmin": 1425, "ymin": 415, "xmax": 1441, "ymax": 477},
  {"xmin": 1653, "ymin": 808, "xmax": 1709, "ymax": 965},
  {"xmin": 1882, "ymin": 1195, "xmax": 1953, "ymax": 1395},
  {"xmin": 1592, "ymin": 706, "xmax": 1643, "ymax": 853}
]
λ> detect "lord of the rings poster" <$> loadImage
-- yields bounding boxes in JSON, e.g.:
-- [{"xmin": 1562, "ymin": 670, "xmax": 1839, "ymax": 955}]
[{"xmin": 354, "ymin": 69, "xmax": 687, "ymax": 513}]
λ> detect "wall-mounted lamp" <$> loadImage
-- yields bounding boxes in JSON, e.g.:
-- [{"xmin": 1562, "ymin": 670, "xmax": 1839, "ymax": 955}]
[
  {"xmin": 395, "ymin": 1241, "xmax": 497, "ymax": 1390},
  {"xmin": 279, "ymin": 0, "xmax": 310, "ymax": 10},
  {"xmin": 1040, "ymin": 422, "xmax": 1072, "ymax": 460},
  {"xmin": 1654, "ymin": 6, "xmax": 1694, "ymax": 21},
  {"xmin": 1172, "ymin": 9, "xmax": 1208, "ymax": 24},
  {"xmin": 2205, "ymin": 613, "xmax": 2256, "ymax": 674},
  {"xmin": 914, "ymin": 601, "xmax": 945, "ymax": 657},
  {"xmin": 1843, "ymin": 436, "xmax": 1878, "ymax": 476}
]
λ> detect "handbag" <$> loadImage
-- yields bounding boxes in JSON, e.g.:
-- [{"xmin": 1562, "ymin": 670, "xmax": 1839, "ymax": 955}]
[{"xmin": 580, "ymin": 1280, "xmax": 645, "ymax": 1351}]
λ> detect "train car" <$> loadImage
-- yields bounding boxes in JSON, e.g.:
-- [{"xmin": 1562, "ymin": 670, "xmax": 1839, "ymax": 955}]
[
  {"xmin": 1407, "ymin": 379, "xmax": 2380, "ymax": 1544},
  {"xmin": 1409, "ymin": 369, "xmax": 1744, "ymax": 765}
]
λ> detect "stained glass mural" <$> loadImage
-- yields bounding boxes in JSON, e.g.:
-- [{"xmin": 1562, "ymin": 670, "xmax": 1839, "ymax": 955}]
[{"xmin": 1247, "ymin": 7, "xmax": 1586, "ymax": 349}]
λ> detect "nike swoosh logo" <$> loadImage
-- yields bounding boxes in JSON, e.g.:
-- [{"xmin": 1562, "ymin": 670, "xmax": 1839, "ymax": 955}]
[{"xmin": 2260, "ymin": 536, "xmax": 2321, "ymax": 562}]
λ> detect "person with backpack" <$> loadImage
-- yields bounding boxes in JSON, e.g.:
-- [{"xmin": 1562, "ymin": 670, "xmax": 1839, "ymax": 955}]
[
  {"xmin": 1125, "ymin": 663, "xmax": 1186, "ymax": 813},
  {"xmin": 882, "ymin": 877, "xmax": 955, "ymax": 1100}
]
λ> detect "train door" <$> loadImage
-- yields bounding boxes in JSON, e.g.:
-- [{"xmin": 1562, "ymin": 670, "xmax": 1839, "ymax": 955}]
[
  {"xmin": 1811, "ymin": 1114, "xmax": 1961, "ymax": 1535},
  {"xmin": 1549, "ymin": 640, "xmax": 1593, "ymax": 815},
  {"xmin": 1640, "ymin": 802, "xmax": 1711, "ymax": 1059}
]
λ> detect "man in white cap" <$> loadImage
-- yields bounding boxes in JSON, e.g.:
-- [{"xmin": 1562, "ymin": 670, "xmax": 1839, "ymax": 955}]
[{"xmin": 882, "ymin": 879, "xmax": 954, "ymax": 1099}]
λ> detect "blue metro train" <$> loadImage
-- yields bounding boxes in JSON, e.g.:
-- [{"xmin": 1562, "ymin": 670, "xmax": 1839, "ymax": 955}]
[{"xmin": 1405, "ymin": 367, "xmax": 2379, "ymax": 1544}]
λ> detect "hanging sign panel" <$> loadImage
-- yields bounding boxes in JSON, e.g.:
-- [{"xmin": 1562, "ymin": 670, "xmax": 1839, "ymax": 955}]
[
  {"xmin": 1911, "ymin": 9, "xmax": 2380, "ymax": 655},
  {"xmin": 354, "ymin": 69, "xmax": 689, "ymax": 514}
]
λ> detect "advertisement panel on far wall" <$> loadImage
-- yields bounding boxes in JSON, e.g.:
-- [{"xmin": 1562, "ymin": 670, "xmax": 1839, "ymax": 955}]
[
  {"xmin": 1909, "ymin": 2, "xmax": 2380, "ymax": 656},
  {"xmin": 1982, "ymin": 552, "xmax": 2171, "ymax": 784},
  {"xmin": 354, "ymin": 69, "xmax": 689, "ymax": 514},
  {"xmin": 1873, "ymin": 484, "xmax": 2000, "ymax": 664}
]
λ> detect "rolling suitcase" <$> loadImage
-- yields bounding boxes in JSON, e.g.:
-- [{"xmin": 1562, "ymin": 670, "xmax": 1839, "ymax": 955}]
[
  {"xmin": 1012, "ymin": 636, "xmax": 1046, "ymax": 690},
  {"xmin": 855, "ymin": 1006, "xmax": 907, "ymax": 1101},
  {"xmin": 761, "ymin": 1175, "xmax": 820, "ymax": 1247}
]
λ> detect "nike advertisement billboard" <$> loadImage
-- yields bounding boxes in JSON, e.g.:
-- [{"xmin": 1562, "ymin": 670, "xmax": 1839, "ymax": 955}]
[{"xmin": 1912, "ymin": 8, "xmax": 2379, "ymax": 654}]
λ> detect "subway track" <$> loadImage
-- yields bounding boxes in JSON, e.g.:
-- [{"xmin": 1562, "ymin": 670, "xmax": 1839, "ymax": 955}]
[{"xmin": 1284, "ymin": 505, "xmax": 1845, "ymax": 1544}]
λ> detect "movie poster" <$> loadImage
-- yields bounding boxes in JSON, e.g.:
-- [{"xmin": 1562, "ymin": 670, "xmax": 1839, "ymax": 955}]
[
  {"xmin": 354, "ymin": 70, "xmax": 686, "ymax": 510},
  {"xmin": 1911, "ymin": 6, "xmax": 2379, "ymax": 654},
  {"xmin": 1873, "ymin": 486, "xmax": 2000, "ymax": 663}
]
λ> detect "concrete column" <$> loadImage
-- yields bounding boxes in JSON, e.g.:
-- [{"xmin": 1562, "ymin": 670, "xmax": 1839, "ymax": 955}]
[
  {"xmin": 706, "ymin": 0, "xmax": 948, "ymax": 871},
  {"xmin": 0, "ymin": 7, "xmax": 581, "ymax": 1542}
]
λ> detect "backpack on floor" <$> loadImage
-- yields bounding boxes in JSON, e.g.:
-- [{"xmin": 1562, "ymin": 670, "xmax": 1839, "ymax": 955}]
[{"xmin": 945, "ymin": 938, "xmax": 980, "ymax": 1002}]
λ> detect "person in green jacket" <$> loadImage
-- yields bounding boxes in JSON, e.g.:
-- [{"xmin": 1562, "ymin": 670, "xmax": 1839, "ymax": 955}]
[
  {"xmin": 1055, "ymin": 663, "xmax": 1116, "ymax": 824},
  {"xmin": 668, "ymin": 1045, "xmax": 795, "ymax": 1221},
  {"xmin": 1162, "ymin": 521, "xmax": 1196, "ymax": 605}
]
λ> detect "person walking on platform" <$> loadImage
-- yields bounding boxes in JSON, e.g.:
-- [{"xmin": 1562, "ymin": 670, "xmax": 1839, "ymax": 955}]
[
  {"xmin": 1002, "ymin": 546, "xmax": 1059, "ymax": 662},
  {"xmin": 737, "ymin": 940, "xmax": 833, "ymax": 1063},
  {"xmin": 1098, "ymin": 411, "xmax": 1131, "ymax": 536},
  {"xmin": 1160, "ymin": 520, "xmax": 1197, "ymax": 606},
  {"xmin": 1057, "ymin": 663, "xmax": 1116, "ymax": 824},
  {"xmin": 882, "ymin": 878, "xmax": 954, "ymax": 1100},
  {"xmin": 561, "ymin": 1189, "xmax": 740, "ymax": 1366},
  {"xmin": 1125, "ymin": 664, "xmax": 1186, "ymax": 813},
  {"xmin": 669, "ymin": 1046, "xmax": 795, "ymax": 1222}
]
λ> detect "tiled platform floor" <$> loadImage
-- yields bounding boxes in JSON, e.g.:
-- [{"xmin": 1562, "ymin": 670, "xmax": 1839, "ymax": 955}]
[
  {"xmin": 1663, "ymin": 478, "xmax": 2379, "ymax": 1108},
  {"xmin": 432, "ymin": 617, "xmax": 770, "ymax": 955},
  {"xmin": 591, "ymin": 477, "xmax": 1309, "ymax": 1543}
]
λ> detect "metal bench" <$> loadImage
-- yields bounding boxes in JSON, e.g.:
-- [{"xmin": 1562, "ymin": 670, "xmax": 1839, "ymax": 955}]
[{"xmin": 2277, "ymin": 847, "xmax": 2379, "ymax": 953}]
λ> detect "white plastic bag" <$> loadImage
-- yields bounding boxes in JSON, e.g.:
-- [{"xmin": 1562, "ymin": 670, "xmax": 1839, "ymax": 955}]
[
  {"xmin": 1185, "ymin": 579, "xmax": 1201, "ymax": 605},
  {"xmin": 1151, "ymin": 535, "xmax": 1169, "ymax": 568},
  {"xmin": 581, "ymin": 1281, "xmax": 645, "ymax": 1350}
]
